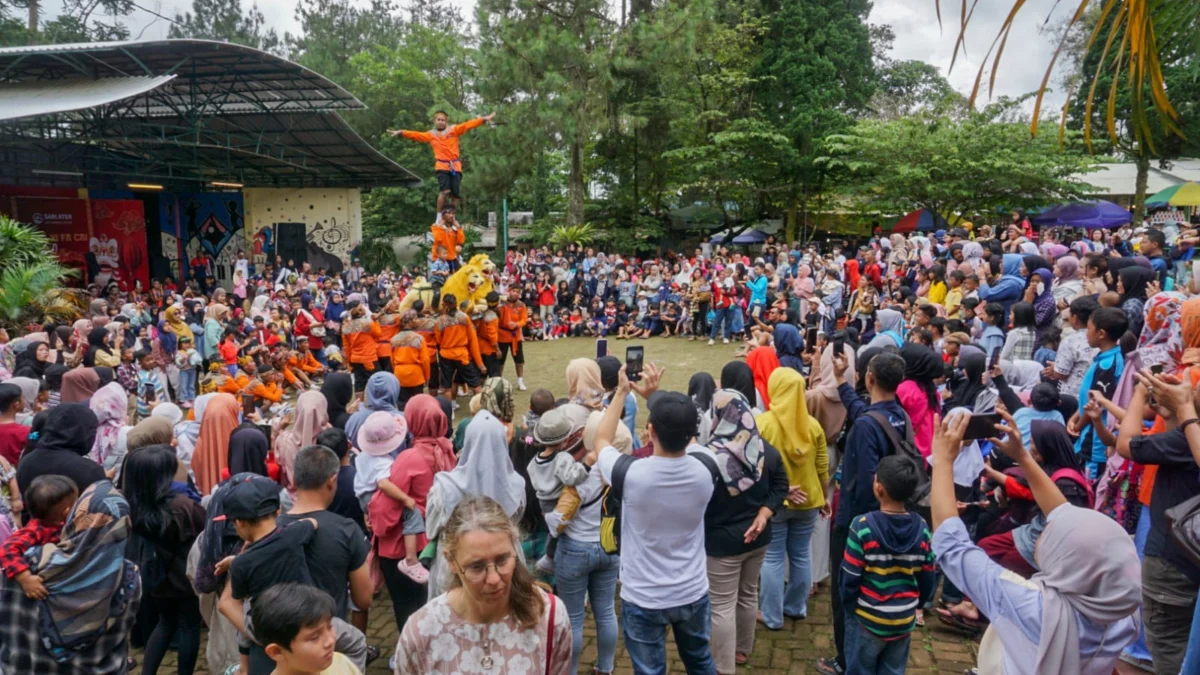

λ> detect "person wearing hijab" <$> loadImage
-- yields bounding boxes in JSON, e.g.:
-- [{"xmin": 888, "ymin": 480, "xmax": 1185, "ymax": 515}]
[
  {"xmin": 12, "ymin": 341, "xmax": 49, "ymax": 379},
  {"xmin": 320, "ymin": 373, "xmax": 354, "ymax": 430},
  {"xmin": 689, "ymin": 372, "xmax": 717, "ymax": 445},
  {"xmin": 944, "ymin": 352, "xmax": 993, "ymax": 413},
  {"xmin": 746, "ymin": 345, "xmax": 780, "ymax": 410},
  {"xmin": 424, "ymin": 409, "xmax": 525, "ymax": 599},
  {"xmin": 1138, "ymin": 291, "xmax": 1186, "ymax": 374},
  {"xmin": 190, "ymin": 393, "xmax": 240, "ymax": 494},
  {"xmin": 0, "ymin": 480, "xmax": 142, "ymax": 674},
  {"xmin": 89, "ymin": 382, "xmax": 131, "ymax": 475},
  {"xmin": 344, "ymin": 372, "xmax": 403, "ymax": 450},
  {"xmin": 15, "ymin": 403, "xmax": 106, "ymax": 495},
  {"xmin": 1052, "ymin": 255, "xmax": 1083, "ymax": 306},
  {"xmin": 202, "ymin": 304, "xmax": 227, "ymax": 363},
  {"xmin": 932, "ymin": 413, "xmax": 1138, "ymax": 675},
  {"xmin": 755, "ymin": 368, "xmax": 829, "ymax": 628},
  {"xmin": 897, "ymin": 343, "xmax": 943, "ymax": 459},
  {"xmin": 1027, "ymin": 268, "xmax": 1057, "ymax": 348},
  {"xmin": 227, "ymin": 425, "xmax": 270, "ymax": 477},
  {"xmin": 6, "ymin": 376, "xmax": 40, "ymax": 425},
  {"xmin": 1118, "ymin": 266, "xmax": 1154, "ymax": 337},
  {"xmin": 275, "ymin": 390, "xmax": 330, "ymax": 489},
  {"xmin": 859, "ymin": 308, "xmax": 904, "ymax": 354},
  {"xmin": 809, "ymin": 339, "xmax": 857, "ymax": 438},
  {"xmin": 701, "ymin": 389, "xmax": 788, "ymax": 667},
  {"xmin": 83, "ymin": 327, "xmax": 119, "ymax": 368},
  {"xmin": 60, "ymin": 368, "xmax": 101, "ymax": 404},
  {"xmin": 979, "ymin": 254, "xmax": 1026, "ymax": 323},
  {"xmin": 773, "ymin": 324, "xmax": 804, "ymax": 372},
  {"xmin": 566, "ymin": 358, "xmax": 606, "ymax": 410},
  {"xmin": 478, "ymin": 376, "xmax": 515, "ymax": 442},
  {"xmin": 720, "ymin": 360, "xmax": 760, "ymax": 413}
]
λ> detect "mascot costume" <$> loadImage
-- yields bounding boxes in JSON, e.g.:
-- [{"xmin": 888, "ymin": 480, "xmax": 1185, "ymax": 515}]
[
  {"xmin": 399, "ymin": 277, "xmax": 436, "ymax": 314},
  {"xmin": 440, "ymin": 254, "xmax": 493, "ymax": 315}
]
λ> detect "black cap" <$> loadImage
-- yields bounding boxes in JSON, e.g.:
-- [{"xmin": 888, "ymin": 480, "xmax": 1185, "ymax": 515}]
[
  {"xmin": 647, "ymin": 391, "xmax": 698, "ymax": 437},
  {"xmin": 214, "ymin": 475, "xmax": 280, "ymax": 521},
  {"xmin": 596, "ymin": 356, "xmax": 621, "ymax": 390}
]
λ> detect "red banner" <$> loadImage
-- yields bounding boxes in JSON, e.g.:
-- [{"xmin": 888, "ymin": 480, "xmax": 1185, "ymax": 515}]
[
  {"xmin": 90, "ymin": 199, "xmax": 149, "ymax": 291},
  {"xmin": 5, "ymin": 197, "xmax": 92, "ymax": 276}
]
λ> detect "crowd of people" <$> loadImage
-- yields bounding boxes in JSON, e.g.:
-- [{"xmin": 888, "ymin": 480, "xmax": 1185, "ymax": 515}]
[{"xmin": 0, "ymin": 208, "xmax": 1199, "ymax": 675}]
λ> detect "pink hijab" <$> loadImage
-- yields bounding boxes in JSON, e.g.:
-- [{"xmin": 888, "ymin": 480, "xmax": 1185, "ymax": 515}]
[
  {"xmin": 89, "ymin": 382, "xmax": 128, "ymax": 466},
  {"xmin": 276, "ymin": 390, "xmax": 330, "ymax": 489}
]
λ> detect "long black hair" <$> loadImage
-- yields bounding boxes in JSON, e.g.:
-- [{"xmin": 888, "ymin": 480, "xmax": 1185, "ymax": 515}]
[{"xmin": 123, "ymin": 444, "xmax": 179, "ymax": 538}]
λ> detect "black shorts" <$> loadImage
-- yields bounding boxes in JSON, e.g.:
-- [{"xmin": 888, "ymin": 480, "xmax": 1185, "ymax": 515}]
[
  {"xmin": 439, "ymin": 358, "xmax": 481, "ymax": 389},
  {"xmin": 436, "ymin": 170, "xmax": 462, "ymax": 198},
  {"xmin": 499, "ymin": 341, "xmax": 524, "ymax": 365},
  {"xmin": 483, "ymin": 353, "xmax": 502, "ymax": 377}
]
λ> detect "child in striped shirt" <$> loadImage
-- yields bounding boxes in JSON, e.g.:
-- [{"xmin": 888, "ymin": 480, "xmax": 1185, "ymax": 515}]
[{"xmin": 840, "ymin": 455, "xmax": 936, "ymax": 675}]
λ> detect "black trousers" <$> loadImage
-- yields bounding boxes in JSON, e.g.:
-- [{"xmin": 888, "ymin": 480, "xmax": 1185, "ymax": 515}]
[
  {"xmin": 380, "ymin": 556, "xmax": 429, "ymax": 632},
  {"xmin": 351, "ymin": 362, "xmax": 374, "ymax": 391},
  {"xmin": 142, "ymin": 594, "xmax": 202, "ymax": 675},
  {"xmin": 830, "ymin": 524, "xmax": 850, "ymax": 669},
  {"xmin": 691, "ymin": 302, "xmax": 710, "ymax": 336}
]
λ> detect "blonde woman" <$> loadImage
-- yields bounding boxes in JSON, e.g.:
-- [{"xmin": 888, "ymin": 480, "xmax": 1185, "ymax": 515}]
[{"xmin": 393, "ymin": 495, "xmax": 572, "ymax": 675}]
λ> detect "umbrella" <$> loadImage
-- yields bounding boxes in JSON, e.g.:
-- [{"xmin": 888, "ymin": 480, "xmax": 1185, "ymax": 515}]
[
  {"xmin": 890, "ymin": 209, "xmax": 949, "ymax": 233},
  {"xmin": 731, "ymin": 228, "xmax": 768, "ymax": 245},
  {"xmin": 1037, "ymin": 200, "xmax": 1131, "ymax": 229},
  {"xmin": 1146, "ymin": 181, "xmax": 1200, "ymax": 207}
]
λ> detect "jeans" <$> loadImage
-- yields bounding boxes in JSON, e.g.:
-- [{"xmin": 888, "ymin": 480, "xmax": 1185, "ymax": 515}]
[
  {"xmin": 623, "ymin": 596, "xmax": 717, "ymax": 675},
  {"xmin": 555, "ymin": 536, "xmax": 619, "ymax": 674},
  {"xmin": 178, "ymin": 368, "xmax": 196, "ymax": 403},
  {"xmin": 759, "ymin": 508, "xmax": 820, "ymax": 629},
  {"xmin": 709, "ymin": 307, "xmax": 733, "ymax": 341},
  {"xmin": 844, "ymin": 615, "xmax": 910, "ymax": 675}
]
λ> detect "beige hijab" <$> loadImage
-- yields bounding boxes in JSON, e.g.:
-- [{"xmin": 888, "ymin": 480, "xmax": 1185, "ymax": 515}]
[{"xmin": 808, "ymin": 341, "xmax": 856, "ymax": 436}]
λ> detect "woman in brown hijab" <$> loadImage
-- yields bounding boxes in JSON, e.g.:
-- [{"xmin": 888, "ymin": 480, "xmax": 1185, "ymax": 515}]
[
  {"xmin": 60, "ymin": 367, "xmax": 101, "ymax": 404},
  {"xmin": 190, "ymin": 393, "xmax": 240, "ymax": 494}
]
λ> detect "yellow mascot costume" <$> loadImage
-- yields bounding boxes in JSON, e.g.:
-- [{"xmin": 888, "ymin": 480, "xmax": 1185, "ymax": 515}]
[
  {"xmin": 399, "ymin": 277, "xmax": 436, "ymax": 314},
  {"xmin": 440, "ymin": 256, "xmax": 491, "ymax": 315}
]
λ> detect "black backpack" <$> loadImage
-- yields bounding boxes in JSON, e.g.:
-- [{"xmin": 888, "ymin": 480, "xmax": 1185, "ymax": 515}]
[
  {"xmin": 863, "ymin": 410, "xmax": 931, "ymax": 509},
  {"xmin": 599, "ymin": 451, "xmax": 720, "ymax": 555}
]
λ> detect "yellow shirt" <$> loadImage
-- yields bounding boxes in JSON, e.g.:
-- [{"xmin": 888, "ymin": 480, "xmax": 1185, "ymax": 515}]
[
  {"xmin": 927, "ymin": 280, "xmax": 947, "ymax": 305},
  {"xmin": 271, "ymin": 653, "xmax": 360, "ymax": 675},
  {"xmin": 944, "ymin": 287, "xmax": 963, "ymax": 318}
]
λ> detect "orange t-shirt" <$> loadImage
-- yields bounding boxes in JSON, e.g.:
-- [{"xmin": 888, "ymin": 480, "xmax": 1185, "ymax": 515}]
[{"xmin": 400, "ymin": 118, "xmax": 485, "ymax": 172}]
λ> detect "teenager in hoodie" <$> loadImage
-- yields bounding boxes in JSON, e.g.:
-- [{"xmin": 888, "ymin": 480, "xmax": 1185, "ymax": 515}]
[
  {"xmin": 817, "ymin": 350, "xmax": 910, "ymax": 675},
  {"xmin": 977, "ymin": 253, "xmax": 1025, "ymax": 324}
]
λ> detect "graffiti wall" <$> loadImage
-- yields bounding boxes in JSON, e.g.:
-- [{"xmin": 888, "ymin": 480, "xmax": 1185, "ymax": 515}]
[
  {"xmin": 159, "ymin": 192, "xmax": 245, "ymax": 288},
  {"xmin": 243, "ymin": 188, "xmax": 362, "ymax": 274}
]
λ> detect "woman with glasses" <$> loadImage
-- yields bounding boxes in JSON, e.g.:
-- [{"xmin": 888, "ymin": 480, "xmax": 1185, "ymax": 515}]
[{"xmin": 393, "ymin": 494, "xmax": 572, "ymax": 674}]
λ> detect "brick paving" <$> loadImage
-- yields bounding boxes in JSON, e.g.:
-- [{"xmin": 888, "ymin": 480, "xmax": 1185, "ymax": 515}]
[{"xmin": 133, "ymin": 581, "xmax": 984, "ymax": 675}]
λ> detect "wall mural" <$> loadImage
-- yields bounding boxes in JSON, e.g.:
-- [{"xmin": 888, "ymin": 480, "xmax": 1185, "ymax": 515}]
[
  {"xmin": 243, "ymin": 188, "xmax": 360, "ymax": 275},
  {"xmin": 159, "ymin": 192, "xmax": 246, "ymax": 288}
]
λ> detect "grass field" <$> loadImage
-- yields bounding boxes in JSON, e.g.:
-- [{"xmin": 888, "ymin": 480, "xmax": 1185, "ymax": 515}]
[{"xmin": 462, "ymin": 336, "xmax": 742, "ymax": 428}]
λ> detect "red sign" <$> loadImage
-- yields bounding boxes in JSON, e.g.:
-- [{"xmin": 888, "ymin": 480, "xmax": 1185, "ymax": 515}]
[
  {"xmin": 91, "ymin": 199, "xmax": 149, "ymax": 291},
  {"xmin": 5, "ymin": 197, "xmax": 92, "ymax": 276}
]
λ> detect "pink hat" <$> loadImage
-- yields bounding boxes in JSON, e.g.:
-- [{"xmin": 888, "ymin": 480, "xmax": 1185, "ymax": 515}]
[{"xmin": 357, "ymin": 411, "xmax": 408, "ymax": 457}]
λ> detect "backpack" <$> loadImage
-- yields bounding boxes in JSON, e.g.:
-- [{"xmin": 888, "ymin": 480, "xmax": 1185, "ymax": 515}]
[
  {"xmin": 864, "ymin": 410, "xmax": 931, "ymax": 509},
  {"xmin": 192, "ymin": 472, "xmax": 259, "ymax": 595},
  {"xmin": 599, "ymin": 451, "xmax": 720, "ymax": 555},
  {"xmin": 1050, "ymin": 467, "xmax": 1095, "ymax": 509}
]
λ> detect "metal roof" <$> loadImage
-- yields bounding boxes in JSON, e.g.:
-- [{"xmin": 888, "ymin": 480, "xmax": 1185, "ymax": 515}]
[
  {"xmin": 0, "ymin": 75, "xmax": 176, "ymax": 121},
  {"xmin": 1075, "ymin": 162, "xmax": 1182, "ymax": 197},
  {"xmin": 0, "ymin": 40, "xmax": 421, "ymax": 189}
]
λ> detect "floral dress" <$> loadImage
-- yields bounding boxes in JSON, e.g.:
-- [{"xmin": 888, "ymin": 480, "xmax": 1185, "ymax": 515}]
[{"xmin": 393, "ymin": 589, "xmax": 572, "ymax": 675}]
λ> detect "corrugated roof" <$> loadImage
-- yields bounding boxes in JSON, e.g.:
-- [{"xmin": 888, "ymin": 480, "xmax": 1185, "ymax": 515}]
[
  {"xmin": 0, "ymin": 75, "xmax": 175, "ymax": 121},
  {"xmin": 1074, "ymin": 160, "xmax": 1200, "ymax": 196}
]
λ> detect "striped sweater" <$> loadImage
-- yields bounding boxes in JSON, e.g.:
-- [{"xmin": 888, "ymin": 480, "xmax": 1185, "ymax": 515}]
[{"xmin": 840, "ymin": 510, "xmax": 936, "ymax": 640}]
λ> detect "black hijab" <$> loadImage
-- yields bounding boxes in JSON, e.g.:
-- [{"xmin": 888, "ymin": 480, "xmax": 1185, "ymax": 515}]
[
  {"xmin": 436, "ymin": 395, "xmax": 455, "ymax": 439},
  {"xmin": 320, "ymin": 373, "xmax": 354, "ymax": 430},
  {"xmin": 13, "ymin": 341, "xmax": 48, "ymax": 379},
  {"xmin": 17, "ymin": 403, "xmax": 105, "ymax": 495},
  {"xmin": 1030, "ymin": 419, "xmax": 1081, "ymax": 474},
  {"xmin": 94, "ymin": 366, "xmax": 115, "ymax": 387},
  {"xmin": 228, "ymin": 425, "xmax": 270, "ymax": 477},
  {"xmin": 84, "ymin": 327, "xmax": 111, "ymax": 367},
  {"xmin": 719, "ymin": 361, "xmax": 757, "ymax": 407},
  {"xmin": 1105, "ymin": 257, "xmax": 1139, "ymax": 286},
  {"xmin": 901, "ymin": 342, "xmax": 942, "ymax": 408},
  {"xmin": 1022, "ymin": 255, "xmax": 1052, "ymax": 277},
  {"xmin": 688, "ymin": 372, "xmax": 717, "ymax": 412},
  {"xmin": 1118, "ymin": 266, "xmax": 1154, "ymax": 306},
  {"xmin": 947, "ymin": 352, "xmax": 989, "ymax": 414},
  {"xmin": 43, "ymin": 364, "xmax": 68, "ymax": 392}
]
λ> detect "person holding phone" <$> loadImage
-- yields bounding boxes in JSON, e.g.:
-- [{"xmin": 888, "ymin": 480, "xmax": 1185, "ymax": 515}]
[{"xmin": 134, "ymin": 348, "xmax": 169, "ymax": 422}]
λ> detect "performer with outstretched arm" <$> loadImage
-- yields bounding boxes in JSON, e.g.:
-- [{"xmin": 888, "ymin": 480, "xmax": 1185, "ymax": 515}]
[{"xmin": 389, "ymin": 111, "xmax": 495, "ymax": 213}]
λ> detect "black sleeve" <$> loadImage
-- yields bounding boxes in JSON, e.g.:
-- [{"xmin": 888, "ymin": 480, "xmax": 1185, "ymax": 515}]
[
  {"xmin": 347, "ymin": 524, "xmax": 369, "ymax": 570},
  {"xmin": 1130, "ymin": 429, "xmax": 1195, "ymax": 468},
  {"xmin": 763, "ymin": 443, "xmax": 789, "ymax": 515},
  {"xmin": 230, "ymin": 557, "xmax": 248, "ymax": 600},
  {"xmin": 991, "ymin": 374, "xmax": 1024, "ymax": 412}
]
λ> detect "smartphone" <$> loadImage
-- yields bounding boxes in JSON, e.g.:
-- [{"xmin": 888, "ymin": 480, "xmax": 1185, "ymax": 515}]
[
  {"xmin": 257, "ymin": 424, "xmax": 273, "ymax": 451},
  {"xmin": 596, "ymin": 338, "xmax": 608, "ymax": 359},
  {"xmin": 626, "ymin": 345, "xmax": 644, "ymax": 383},
  {"xmin": 963, "ymin": 413, "xmax": 1003, "ymax": 441},
  {"xmin": 805, "ymin": 326, "xmax": 818, "ymax": 352},
  {"xmin": 141, "ymin": 383, "xmax": 156, "ymax": 403},
  {"xmin": 1151, "ymin": 364, "xmax": 1165, "ymax": 375},
  {"xmin": 242, "ymin": 394, "xmax": 256, "ymax": 418},
  {"xmin": 989, "ymin": 347, "xmax": 1002, "ymax": 370},
  {"xmin": 833, "ymin": 332, "xmax": 845, "ymax": 358}
]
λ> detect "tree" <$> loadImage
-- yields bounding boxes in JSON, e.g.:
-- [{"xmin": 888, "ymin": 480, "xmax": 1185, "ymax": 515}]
[
  {"xmin": 0, "ymin": 0, "xmax": 132, "ymax": 46},
  {"xmin": 870, "ymin": 60, "xmax": 966, "ymax": 120},
  {"xmin": 820, "ymin": 103, "xmax": 1100, "ymax": 221},
  {"xmin": 0, "ymin": 217, "xmax": 86, "ymax": 330},
  {"xmin": 169, "ymin": 0, "xmax": 281, "ymax": 53}
]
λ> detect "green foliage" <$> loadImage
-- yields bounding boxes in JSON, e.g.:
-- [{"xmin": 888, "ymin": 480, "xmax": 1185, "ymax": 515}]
[
  {"xmin": 168, "ymin": 0, "xmax": 281, "ymax": 53},
  {"xmin": 0, "ymin": 217, "xmax": 85, "ymax": 329},
  {"xmin": 820, "ymin": 106, "xmax": 1100, "ymax": 220},
  {"xmin": 0, "ymin": 214, "xmax": 56, "ymax": 268},
  {"xmin": 0, "ymin": 0, "xmax": 132, "ymax": 46},
  {"xmin": 547, "ymin": 224, "xmax": 596, "ymax": 248}
]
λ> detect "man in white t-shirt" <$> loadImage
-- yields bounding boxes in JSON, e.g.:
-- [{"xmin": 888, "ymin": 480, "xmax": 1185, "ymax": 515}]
[{"xmin": 589, "ymin": 363, "xmax": 718, "ymax": 675}]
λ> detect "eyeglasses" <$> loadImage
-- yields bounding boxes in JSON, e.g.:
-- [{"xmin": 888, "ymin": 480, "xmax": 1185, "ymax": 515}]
[{"xmin": 456, "ymin": 553, "xmax": 517, "ymax": 583}]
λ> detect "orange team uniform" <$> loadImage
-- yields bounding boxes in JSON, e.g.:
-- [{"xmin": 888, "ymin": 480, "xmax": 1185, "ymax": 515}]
[
  {"xmin": 498, "ymin": 302, "xmax": 529, "ymax": 346},
  {"xmin": 219, "ymin": 372, "xmax": 250, "ymax": 395},
  {"xmin": 475, "ymin": 309, "xmax": 500, "ymax": 371},
  {"xmin": 247, "ymin": 378, "xmax": 284, "ymax": 404},
  {"xmin": 435, "ymin": 313, "xmax": 484, "ymax": 369},
  {"xmin": 342, "ymin": 321, "xmax": 382, "ymax": 366},
  {"xmin": 430, "ymin": 224, "xmax": 466, "ymax": 262},
  {"xmin": 391, "ymin": 331, "xmax": 431, "ymax": 388},
  {"xmin": 377, "ymin": 318, "xmax": 401, "ymax": 364},
  {"xmin": 293, "ymin": 351, "xmax": 322, "ymax": 375},
  {"xmin": 399, "ymin": 118, "xmax": 486, "ymax": 174},
  {"xmin": 411, "ymin": 317, "xmax": 439, "ymax": 386}
]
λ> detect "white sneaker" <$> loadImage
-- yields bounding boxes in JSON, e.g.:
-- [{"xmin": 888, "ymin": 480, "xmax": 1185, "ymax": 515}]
[
  {"xmin": 708, "ymin": 339, "xmax": 715, "ymax": 346},
  {"xmin": 517, "ymin": 378, "xmax": 527, "ymax": 391},
  {"xmin": 451, "ymin": 400, "xmax": 460, "ymax": 411},
  {"xmin": 723, "ymin": 338, "xmax": 730, "ymax": 345}
]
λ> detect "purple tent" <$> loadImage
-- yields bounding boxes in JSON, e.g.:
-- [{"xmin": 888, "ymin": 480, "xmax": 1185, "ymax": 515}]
[
  {"xmin": 731, "ymin": 228, "xmax": 768, "ymax": 245},
  {"xmin": 1034, "ymin": 200, "xmax": 1131, "ymax": 229}
]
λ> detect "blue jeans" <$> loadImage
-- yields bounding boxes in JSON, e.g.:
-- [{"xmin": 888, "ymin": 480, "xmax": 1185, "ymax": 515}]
[
  {"xmin": 759, "ymin": 507, "xmax": 820, "ymax": 629},
  {"xmin": 178, "ymin": 368, "xmax": 196, "ymax": 403},
  {"xmin": 623, "ymin": 596, "xmax": 717, "ymax": 675},
  {"xmin": 554, "ymin": 536, "xmax": 619, "ymax": 674},
  {"xmin": 844, "ymin": 615, "xmax": 910, "ymax": 675},
  {"xmin": 709, "ymin": 307, "xmax": 733, "ymax": 341}
]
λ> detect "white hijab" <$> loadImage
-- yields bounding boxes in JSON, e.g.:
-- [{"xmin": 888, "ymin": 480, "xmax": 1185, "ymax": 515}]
[{"xmin": 433, "ymin": 410, "xmax": 526, "ymax": 518}]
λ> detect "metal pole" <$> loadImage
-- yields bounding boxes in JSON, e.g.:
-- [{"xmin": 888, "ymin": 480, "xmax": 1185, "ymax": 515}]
[{"xmin": 501, "ymin": 197, "xmax": 509, "ymax": 259}]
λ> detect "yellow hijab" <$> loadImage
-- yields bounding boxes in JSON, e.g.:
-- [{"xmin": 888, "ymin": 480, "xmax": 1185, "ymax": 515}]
[
  {"xmin": 164, "ymin": 305, "xmax": 194, "ymax": 343},
  {"xmin": 755, "ymin": 368, "xmax": 821, "ymax": 459}
]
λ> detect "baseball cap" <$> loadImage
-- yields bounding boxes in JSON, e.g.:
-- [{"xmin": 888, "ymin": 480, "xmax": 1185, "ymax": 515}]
[
  {"xmin": 647, "ymin": 391, "xmax": 699, "ymax": 438},
  {"xmin": 214, "ymin": 475, "xmax": 281, "ymax": 521}
]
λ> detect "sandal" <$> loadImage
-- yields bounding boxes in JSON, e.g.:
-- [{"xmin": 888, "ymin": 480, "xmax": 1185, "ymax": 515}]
[
  {"xmin": 365, "ymin": 645, "xmax": 381, "ymax": 664},
  {"xmin": 935, "ymin": 608, "xmax": 986, "ymax": 635},
  {"xmin": 735, "ymin": 652, "xmax": 749, "ymax": 665}
]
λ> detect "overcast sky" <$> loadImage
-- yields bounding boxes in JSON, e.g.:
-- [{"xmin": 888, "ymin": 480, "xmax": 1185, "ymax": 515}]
[{"xmin": 103, "ymin": 0, "xmax": 1071, "ymax": 111}]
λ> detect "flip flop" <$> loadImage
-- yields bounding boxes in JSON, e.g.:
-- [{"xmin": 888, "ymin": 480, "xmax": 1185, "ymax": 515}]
[{"xmin": 935, "ymin": 608, "xmax": 986, "ymax": 636}]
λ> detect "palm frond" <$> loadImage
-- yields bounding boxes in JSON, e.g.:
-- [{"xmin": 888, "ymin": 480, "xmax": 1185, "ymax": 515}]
[{"xmin": 0, "ymin": 261, "xmax": 81, "ymax": 329}]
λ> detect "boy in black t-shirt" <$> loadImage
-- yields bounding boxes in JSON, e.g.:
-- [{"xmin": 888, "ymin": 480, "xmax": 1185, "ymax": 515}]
[{"xmin": 215, "ymin": 475, "xmax": 318, "ymax": 675}]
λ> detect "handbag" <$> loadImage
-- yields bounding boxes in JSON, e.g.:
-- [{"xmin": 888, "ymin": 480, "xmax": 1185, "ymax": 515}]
[{"xmin": 1166, "ymin": 491, "xmax": 1200, "ymax": 567}]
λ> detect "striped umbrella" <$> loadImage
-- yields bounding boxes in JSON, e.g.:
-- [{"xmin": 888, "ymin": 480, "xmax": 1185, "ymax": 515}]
[{"xmin": 1146, "ymin": 181, "xmax": 1200, "ymax": 207}]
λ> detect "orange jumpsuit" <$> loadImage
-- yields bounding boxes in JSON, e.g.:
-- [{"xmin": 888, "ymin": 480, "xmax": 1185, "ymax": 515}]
[
  {"xmin": 391, "ymin": 331, "xmax": 431, "ymax": 388},
  {"xmin": 430, "ymin": 225, "xmax": 466, "ymax": 263}
]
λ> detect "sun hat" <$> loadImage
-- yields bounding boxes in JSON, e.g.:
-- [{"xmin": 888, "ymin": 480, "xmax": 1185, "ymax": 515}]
[{"xmin": 357, "ymin": 410, "xmax": 409, "ymax": 457}]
